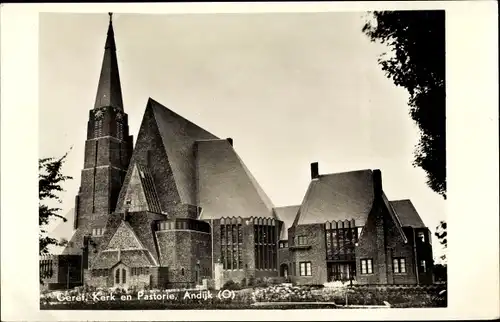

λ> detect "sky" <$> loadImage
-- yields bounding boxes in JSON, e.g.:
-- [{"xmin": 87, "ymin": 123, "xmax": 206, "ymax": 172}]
[{"xmin": 39, "ymin": 12, "xmax": 446, "ymax": 259}]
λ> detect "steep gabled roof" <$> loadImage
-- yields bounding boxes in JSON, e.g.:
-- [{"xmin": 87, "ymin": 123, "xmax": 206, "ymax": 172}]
[
  {"xmin": 92, "ymin": 220, "xmax": 158, "ymax": 269},
  {"xmin": 293, "ymin": 170, "xmax": 375, "ymax": 226},
  {"xmin": 390, "ymin": 199, "xmax": 426, "ymax": 228},
  {"xmin": 273, "ymin": 205, "xmax": 300, "ymax": 240},
  {"xmin": 92, "ymin": 249, "xmax": 155, "ymax": 269},
  {"xmin": 148, "ymin": 98, "xmax": 219, "ymax": 206},
  {"xmin": 195, "ymin": 139, "xmax": 275, "ymax": 220}
]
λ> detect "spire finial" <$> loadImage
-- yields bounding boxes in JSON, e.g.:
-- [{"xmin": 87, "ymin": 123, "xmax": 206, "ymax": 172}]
[{"xmin": 108, "ymin": 12, "xmax": 113, "ymax": 24}]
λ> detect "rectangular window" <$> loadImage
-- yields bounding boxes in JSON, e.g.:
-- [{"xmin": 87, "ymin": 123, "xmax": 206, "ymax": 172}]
[
  {"xmin": 221, "ymin": 225, "xmax": 226, "ymax": 245},
  {"xmin": 227, "ymin": 226, "xmax": 232, "ymax": 245},
  {"xmin": 238, "ymin": 224, "xmax": 242, "ymax": 244},
  {"xmin": 297, "ymin": 236, "xmax": 307, "ymax": 245},
  {"xmin": 232, "ymin": 245, "xmax": 238, "ymax": 269},
  {"xmin": 417, "ymin": 231, "xmax": 425, "ymax": 243},
  {"xmin": 117, "ymin": 122, "xmax": 123, "ymax": 140},
  {"xmin": 221, "ymin": 248, "xmax": 226, "ymax": 270},
  {"xmin": 94, "ymin": 119, "xmax": 103, "ymax": 138},
  {"xmin": 238, "ymin": 246, "xmax": 243, "ymax": 269},
  {"xmin": 92, "ymin": 228, "xmax": 105, "ymax": 236},
  {"xmin": 299, "ymin": 262, "xmax": 312, "ymax": 276},
  {"xmin": 361, "ymin": 259, "xmax": 373, "ymax": 274},
  {"xmin": 393, "ymin": 258, "xmax": 406, "ymax": 273},
  {"xmin": 232, "ymin": 225, "xmax": 237, "ymax": 244},
  {"xmin": 420, "ymin": 260, "xmax": 426, "ymax": 273}
]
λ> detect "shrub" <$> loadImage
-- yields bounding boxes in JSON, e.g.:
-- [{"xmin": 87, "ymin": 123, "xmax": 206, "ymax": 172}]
[{"xmin": 222, "ymin": 280, "xmax": 241, "ymax": 291}]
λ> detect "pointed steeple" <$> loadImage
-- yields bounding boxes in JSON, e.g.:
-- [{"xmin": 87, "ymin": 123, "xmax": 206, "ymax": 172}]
[{"xmin": 94, "ymin": 12, "xmax": 124, "ymax": 111}]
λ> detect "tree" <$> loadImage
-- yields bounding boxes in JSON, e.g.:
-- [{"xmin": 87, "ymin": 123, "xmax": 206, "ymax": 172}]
[
  {"xmin": 362, "ymin": 11, "xmax": 446, "ymax": 199},
  {"xmin": 39, "ymin": 150, "xmax": 73, "ymax": 258},
  {"xmin": 434, "ymin": 220, "xmax": 447, "ymax": 261}
]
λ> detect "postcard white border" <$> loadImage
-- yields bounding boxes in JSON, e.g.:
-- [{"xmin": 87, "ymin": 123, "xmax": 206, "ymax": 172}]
[{"xmin": 1, "ymin": 1, "xmax": 499, "ymax": 321}]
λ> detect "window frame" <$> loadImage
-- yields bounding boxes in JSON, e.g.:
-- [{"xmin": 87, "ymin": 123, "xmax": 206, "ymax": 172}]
[
  {"xmin": 360, "ymin": 259, "xmax": 373, "ymax": 275},
  {"xmin": 417, "ymin": 231, "xmax": 426, "ymax": 243},
  {"xmin": 393, "ymin": 257, "xmax": 407, "ymax": 274},
  {"xmin": 299, "ymin": 261, "xmax": 312, "ymax": 276},
  {"xmin": 420, "ymin": 260, "xmax": 427, "ymax": 273}
]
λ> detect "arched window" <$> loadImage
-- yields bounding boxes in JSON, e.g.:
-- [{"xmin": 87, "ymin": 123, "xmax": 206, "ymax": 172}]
[
  {"xmin": 121, "ymin": 268, "xmax": 126, "ymax": 284},
  {"xmin": 115, "ymin": 268, "xmax": 120, "ymax": 284}
]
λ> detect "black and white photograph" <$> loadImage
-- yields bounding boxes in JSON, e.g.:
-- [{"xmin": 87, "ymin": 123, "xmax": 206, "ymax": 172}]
[{"xmin": 1, "ymin": 1, "xmax": 499, "ymax": 320}]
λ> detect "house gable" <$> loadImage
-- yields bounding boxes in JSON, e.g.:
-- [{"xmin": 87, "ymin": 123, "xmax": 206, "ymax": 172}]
[{"xmin": 107, "ymin": 221, "xmax": 145, "ymax": 250}]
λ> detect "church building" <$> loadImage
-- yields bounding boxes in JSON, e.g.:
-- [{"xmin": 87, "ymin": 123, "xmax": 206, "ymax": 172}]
[{"xmin": 40, "ymin": 14, "xmax": 434, "ymax": 290}]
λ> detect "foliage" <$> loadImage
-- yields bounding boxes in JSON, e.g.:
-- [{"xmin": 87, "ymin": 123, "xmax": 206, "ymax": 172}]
[
  {"xmin": 221, "ymin": 280, "xmax": 242, "ymax": 291},
  {"xmin": 39, "ymin": 149, "xmax": 73, "ymax": 279},
  {"xmin": 434, "ymin": 220, "xmax": 447, "ymax": 262},
  {"xmin": 433, "ymin": 263, "xmax": 447, "ymax": 282},
  {"xmin": 362, "ymin": 11, "xmax": 446, "ymax": 199}
]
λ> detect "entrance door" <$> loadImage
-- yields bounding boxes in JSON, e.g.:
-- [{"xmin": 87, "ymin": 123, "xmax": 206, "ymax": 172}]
[
  {"xmin": 280, "ymin": 263, "xmax": 289, "ymax": 277},
  {"xmin": 113, "ymin": 264, "xmax": 129, "ymax": 289}
]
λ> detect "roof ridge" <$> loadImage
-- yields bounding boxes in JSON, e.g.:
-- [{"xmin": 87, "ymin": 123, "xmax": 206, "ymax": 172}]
[{"xmin": 319, "ymin": 169, "xmax": 373, "ymax": 177}]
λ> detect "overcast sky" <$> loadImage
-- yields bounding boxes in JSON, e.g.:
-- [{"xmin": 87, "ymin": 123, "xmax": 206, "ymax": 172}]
[{"xmin": 39, "ymin": 12, "xmax": 446, "ymax": 258}]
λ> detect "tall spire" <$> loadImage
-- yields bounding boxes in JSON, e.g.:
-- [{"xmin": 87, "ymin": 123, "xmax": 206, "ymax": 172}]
[{"xmin": 94, "ymin": 12, "xmax": 123, "ymax": 110}]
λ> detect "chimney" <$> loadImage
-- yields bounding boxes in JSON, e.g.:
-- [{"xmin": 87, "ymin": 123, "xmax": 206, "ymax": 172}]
[
  {"xmin": 311, "ymin": 162, "xmax": 319, "ymax": 180},
  {"xmin": 226, "ymin": 138, "xmax": 233, "ymax": 146},
  {"xmin": 373, "ymin": 169, "xmax": 382, "ymax": 197}
]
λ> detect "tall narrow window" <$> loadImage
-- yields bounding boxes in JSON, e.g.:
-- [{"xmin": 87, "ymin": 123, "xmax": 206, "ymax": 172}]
[
  {"xmin": 237, "ymin": 224, "xmax": 242, "ymax": 244},
  {"xmin": 232, "ymin": 245, "xmax": 238, "ymax": 269},
  {"xmin": 115, "ymin": 269, "xmax": 120, "ymax": 284},
  {"xmin": 393, "ymin": 259, "xmax": 399, "ymax": 273},
  {"xmin": 94, "ymin": 119, "xmax": 103, "ymax": 138},
  {"xmin": 238, "ymin": 246, "xmax": 243, "ymax": 269},
  {"xmin": 232, "ymin": 225, "xmax": 237, "ymax": 244},
  {"xmin": 117, "ymin": 122, "xmax": 124, "ymax": 140},
  {"xmin": 221, "ymin": 248, "xmax": 225, "ymax": 270},
  {"xmin": 221, "ymin": 225, "xmax": 226, "ymax": 245},
  {"xmin": 121, "ymin": 268, "xmax": 126, "ymax": 284},
  {"xmin": 417, "ymin": 231, "xmax": 425, "ymax": 243},
  {"xmin": 420, "ymin": 260, "xmax": 426, "ymax": 273}
]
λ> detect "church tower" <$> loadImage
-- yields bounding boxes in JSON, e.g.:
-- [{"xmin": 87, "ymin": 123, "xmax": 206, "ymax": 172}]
[{"xmin": 72, "ymin": 13, "xmax": 133, "ymax": 239}]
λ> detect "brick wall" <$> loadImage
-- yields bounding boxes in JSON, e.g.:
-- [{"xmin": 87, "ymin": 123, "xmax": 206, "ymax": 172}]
[
  {"xmin": 40, "ymin": 255, "xmax": 83, "ymax": 289},
  {"xmin": 356, "ymin": 200, "xmax": 424, "ymax": 285},
  {"xmin": 156, "ymin": 229, "xmax": 211, "ymax": 287},
  {"xmin": 115, "ymin": 106, "xmax": 180, "ymax": 213},
  {"xmin": 289, "ymin": 223, "xmax": 327, "ymax": 285},
  {"xmin": 386, "ymin": 224, "xmax": 417, "ymax": 285}
]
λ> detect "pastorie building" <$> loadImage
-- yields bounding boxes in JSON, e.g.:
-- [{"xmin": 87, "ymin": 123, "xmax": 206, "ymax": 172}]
[{"xmin": 40, "ymin": 15, "xmax": 434, "ymax": 290}]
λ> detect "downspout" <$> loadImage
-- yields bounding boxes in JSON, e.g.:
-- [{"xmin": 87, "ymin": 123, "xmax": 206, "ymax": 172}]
[
  {"xmin": 412, "ymin": 228, "xmax": 420, "ymax": 285},
  {"xmin": 211, "ymin": 218, "xmax": 214, "ymax": 278}
]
